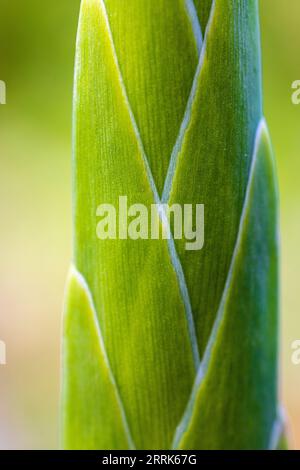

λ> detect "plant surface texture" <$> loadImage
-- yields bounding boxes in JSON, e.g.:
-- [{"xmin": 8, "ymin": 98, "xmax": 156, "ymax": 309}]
[{"xmin": 62, "ymin": 0, "xmax": 283, "ymax": 450}]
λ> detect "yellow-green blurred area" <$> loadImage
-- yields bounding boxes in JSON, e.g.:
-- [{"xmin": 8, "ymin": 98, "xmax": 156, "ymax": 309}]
[{"xmin": 0, "ymin": 0, "xmax": 299, "ymax": 449}]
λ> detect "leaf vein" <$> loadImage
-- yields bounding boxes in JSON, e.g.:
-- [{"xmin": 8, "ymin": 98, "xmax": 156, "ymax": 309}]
[
  {"xmin": 70, "ymin": 265, "xmax": 136, "ymax": 450},
  {"xmin": 184, "ymin": 0, "xmax": 203, "ymax": 55},
  {"xmin": 101, "ymin": 0, "xmax": 200, "ymax": 369},
  {"xmin": 171, "ymin": 118, "xmax": 267, "ymax": 448},
  {"xmin": 162, "ymin": 0, "xmax": 217, "ymax": 203}
]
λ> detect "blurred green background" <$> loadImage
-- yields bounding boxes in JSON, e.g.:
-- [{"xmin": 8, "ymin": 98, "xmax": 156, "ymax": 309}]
[{"xmin": 0, "ymin": 0, "xmax": 299, "ymax": 449}]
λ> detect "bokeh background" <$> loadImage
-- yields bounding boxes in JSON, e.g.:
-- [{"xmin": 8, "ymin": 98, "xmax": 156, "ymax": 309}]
[{"xmin": 0, "ymin": 0, "xmax": 299, "ymax": 449}]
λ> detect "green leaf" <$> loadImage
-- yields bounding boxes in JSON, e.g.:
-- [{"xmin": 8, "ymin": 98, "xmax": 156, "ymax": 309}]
[
  {"xmin": 62, "ymin": 0, "xmax": 281, "ymax": 450},
  {"xmin": 194, "ymin": 0, "xmax": 213, "ymax": 33},
  {"xmin": 167, "ymin": 0, "xmax": 263, "ymax": 357},
  {"xmin": 103, "ymin": 0, "xmax": 199, "ymax": 194},
  {"xmin": 62, "ymin": 268, "xmax": 134, "ymax": 450},
  {"xmin": 276, "ymin": 433, "xmax": 289, "ymax": 451},
  {"xmin": 173, "ymin": 121, "xmax": 279, "ymax": 450},
  {"xmin": 68, "ymin": 0, "xmax": 199, "ymax": 449}
]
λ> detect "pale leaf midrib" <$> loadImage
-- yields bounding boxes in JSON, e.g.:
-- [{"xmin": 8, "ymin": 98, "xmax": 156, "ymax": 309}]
[
  {"xmin": 100, "ymin": 0, "xmax": 200, "ymax": 369},
  {"xmin": 162, "ymin": 0, "xmax": 216, "ymax": 203},
  {"xmin": 171, "ymin": 118, "xmax": 267, "ymax": 449},
  {"xmin": 268, "ymin": 407, "xmax": 285, "ymax": 450},
  {"xmin": 184, "ymin": 0, "xmax": 203, "ymax": 55},
  {"xmin": 70, "ymin": 265, "xmax": 136, "ymax": 450}
]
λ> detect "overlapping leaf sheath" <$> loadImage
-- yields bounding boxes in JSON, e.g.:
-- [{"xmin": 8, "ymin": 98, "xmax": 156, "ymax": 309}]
[
  {"xmin": 173, "ymin": 122, "xmax": 279, "ymax": 449},
  {"xmin": 62, "ymin": 0, "xmax": 280, "ymax": 449}
]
